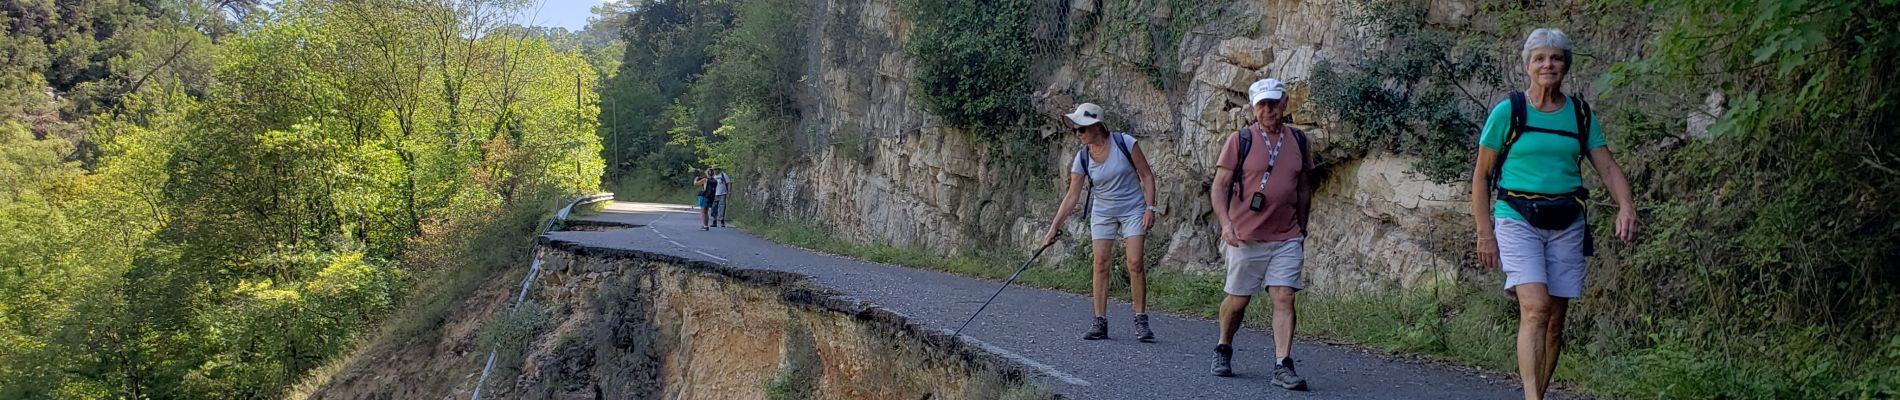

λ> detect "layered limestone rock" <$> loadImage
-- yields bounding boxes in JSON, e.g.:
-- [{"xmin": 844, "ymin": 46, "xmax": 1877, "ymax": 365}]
[
  {"xmin": 754, "ymin": 0, "xmax": 1472, "ymax": 289},
  {"xmin": 1305, "ymin": 154, "xmax": 1471, "ymax": 292}
]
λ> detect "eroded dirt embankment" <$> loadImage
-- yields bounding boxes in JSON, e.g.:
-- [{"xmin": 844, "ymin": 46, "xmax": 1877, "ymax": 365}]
[{"xmin": 310, "ymin": 236, "xmax": 1049, "ymax": 400}]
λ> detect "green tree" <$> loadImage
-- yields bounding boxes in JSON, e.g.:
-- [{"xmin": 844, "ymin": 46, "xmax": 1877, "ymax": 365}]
[{"xmin": 0, "ymin": 0, "xmax": 605, "ymax": 396}]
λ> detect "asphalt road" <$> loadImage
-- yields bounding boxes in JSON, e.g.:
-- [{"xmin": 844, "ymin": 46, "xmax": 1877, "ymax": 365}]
[{"xmin": 546, "ymin": 201, "xmax": 1551, "ymax": 400}]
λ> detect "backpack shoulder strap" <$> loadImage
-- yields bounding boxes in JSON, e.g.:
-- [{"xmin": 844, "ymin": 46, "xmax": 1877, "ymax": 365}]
[
  {"xmin": 1291, "ymin": 127, "xmax": 1312, "ymax": 190},
  {"xmin": 1291, "ymin": 127, "xmax": 1311, "ymax": 169},
  {"xmin": 1113, "ymin": 133, "xmax": 1134, "ymax": 163},
  {"xmin": 1493, "ymin": 91, "xmax": 1528, "ymax": 194},
  {"xmin": 1077, "ymin": 148, "xmax": 1093, "ymax": 219},
  {"xmin": 1232, "ymin": 128, "xmax": 1252, "ymax": 180},
  {"xmin": 1570, "ymin": 94, "xmax": 1593, "ymax": 156},
  {"xmin": 1224, "ymin": 128, "xmax": 1253, "ymax": 203},
  {"xmin": 1507, "ymin": 91, "xmax": 1528, "ymax": 146},
  {"xmin": 1076, "ymin": 148, "xmax": 1093, "ymax": 186}
]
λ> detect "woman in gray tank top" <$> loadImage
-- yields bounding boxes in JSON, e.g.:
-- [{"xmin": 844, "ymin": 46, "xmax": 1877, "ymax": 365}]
[{"xmin": 1038, "ymin": 103, "xmax": 1160, "ymax": 342}]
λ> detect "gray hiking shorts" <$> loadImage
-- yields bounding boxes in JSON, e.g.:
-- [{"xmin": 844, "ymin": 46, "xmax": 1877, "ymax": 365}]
[
  {"xmin": 1089, "ymin": 213, "xmax": 1146, "ymax": 241},
  {"xmin": 1222, "ymin": 239, "xmax": 1304, "ymax": 295},
  {"xmin": 1495, "ymin": 217, "xmax": 1588, "ymax": 298}
]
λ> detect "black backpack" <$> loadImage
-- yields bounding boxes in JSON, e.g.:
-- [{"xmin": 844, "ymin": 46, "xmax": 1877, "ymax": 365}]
[
  {"xmin": 1492, "ymin": 91, "xmax": 1597, "ymax": 255},
  {"xmin": 699, "ymin": 174, "xmax": 719, "ymax": 198},
  {"xmin": 1077, "ymin": 133, "xmax": 1135, "ymax": 219},
  {"xmin": 1490, "ymin": 91, "xmax": 1593, "ymax": 195}
]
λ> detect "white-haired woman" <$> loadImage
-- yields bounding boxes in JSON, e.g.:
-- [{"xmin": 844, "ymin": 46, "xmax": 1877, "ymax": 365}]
[{"xmin": 1470, "ymin": 28, "xmax": 1638, "ymax": 400}]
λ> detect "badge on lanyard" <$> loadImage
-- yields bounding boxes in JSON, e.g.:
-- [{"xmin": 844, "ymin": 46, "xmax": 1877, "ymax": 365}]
[{"xmin": 1249, "ymin": 126, "xmax": 1285, "ymax": 212}]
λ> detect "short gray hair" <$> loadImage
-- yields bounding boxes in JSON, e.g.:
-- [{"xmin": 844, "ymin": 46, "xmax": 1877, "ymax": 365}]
[{"xmin": 1521, "ymin": 28, "xmax": 1573, "ymax": 64}]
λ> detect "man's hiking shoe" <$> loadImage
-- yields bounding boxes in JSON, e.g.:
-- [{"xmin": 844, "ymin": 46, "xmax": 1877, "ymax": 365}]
[
  {"xmin": 1211, "ymin": 344, "xmax": 1235, "ymax": 377},
  {"xmin": 1271, "ymin": 358, "xmax": 1309, "ymax": 391},
  {"xmin": 1082, "ymin": 316, "xmax": 1109, "ymax": 340},
  {"xmin": 1133, "ymin": 314, "xmax": 1155, "ymax": 342}
]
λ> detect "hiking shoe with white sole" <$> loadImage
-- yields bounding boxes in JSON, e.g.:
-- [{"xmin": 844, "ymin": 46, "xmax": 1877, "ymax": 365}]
[
  {"xmin": 1271, "ymin": 358, "xmax": 1309, "ymax": 391},
  {"xmin": 1082, "ymin": 316, "xmax": 1108, "ymax": 340},
  {"xmin": 1133, "ymin": 314, "xmax": 1155, "ymax": 342}
]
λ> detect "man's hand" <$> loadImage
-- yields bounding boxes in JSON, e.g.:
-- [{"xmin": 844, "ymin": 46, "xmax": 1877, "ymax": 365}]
[
  {"xmin": 1142, "ymin": 209, "xmax": 1156, "ymax": 230},
  {"xmin": 1221, "ymin": 225, "xmax": 1244, "ymax": 247}
]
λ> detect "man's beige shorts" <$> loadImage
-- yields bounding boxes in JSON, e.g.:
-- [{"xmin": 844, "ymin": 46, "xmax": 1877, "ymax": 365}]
[{"xmin": 1222, "ymin": 239, "xmax": 1305, "ymax": 295}]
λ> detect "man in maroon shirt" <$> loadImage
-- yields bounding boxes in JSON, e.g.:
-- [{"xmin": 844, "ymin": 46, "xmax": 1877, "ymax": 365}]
[{"xmin": 1207, "ymin": 78, "xmax": 1316, "ymax": 391}]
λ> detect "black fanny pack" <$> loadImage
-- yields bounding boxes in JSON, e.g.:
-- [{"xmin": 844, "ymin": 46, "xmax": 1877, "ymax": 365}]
[
  {"xmin": 1500, "ymin": 188, "xmax": 1586, "ymax": 230},
  {"xmin": 1501, "ymin": 188, "xmax": 1595, "ymax": 257}
]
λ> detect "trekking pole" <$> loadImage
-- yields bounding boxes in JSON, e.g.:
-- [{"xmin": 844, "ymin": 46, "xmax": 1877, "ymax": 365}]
[{"xmin": 953, "ymin": 230, "xmax": 1063, "ymax": 337}]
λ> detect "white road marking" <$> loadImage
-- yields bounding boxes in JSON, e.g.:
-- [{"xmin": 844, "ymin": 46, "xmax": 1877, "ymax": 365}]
[
  {"xmin": 958, "ymin": 336, "xmax": 1093, "ymax": 387},
  {"xmin": 650, "ymin": 212, "xmax": 676, "ymax": 245},
  {"xmin": 693, "ymin": 250, "xmax": 729, "ymax": 262}
]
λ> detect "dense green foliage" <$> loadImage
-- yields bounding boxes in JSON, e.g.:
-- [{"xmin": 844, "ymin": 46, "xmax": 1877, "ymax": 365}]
[
  {"xmin": 901, "ymin": 0, "xmax": 1039, "ymax": 131},
  {"xmin": 597, "ymin": 0, "xmax": 727, "ymax": 185},
  {"xmin": 0, "ymin": 0, "xmax": 605, "ymax": 396},
  {"xmin": 1307, "ymin": 0, "xmax": 1900, "ymax": 398},
  {"xmin": 598, "ymin": 0, "xmax": 809, "ymax": 188},
  {"xmin": 1586, "ymin": 0, "xmax": 1900, "ymax": 397}
]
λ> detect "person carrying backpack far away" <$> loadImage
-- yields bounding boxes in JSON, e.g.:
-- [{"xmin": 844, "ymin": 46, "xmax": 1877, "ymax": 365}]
[
  {"xmin": 1471, "ymin": 28, "xmax": 1639, "ymax": 400},
  {"xmin": 1207, "ymin": 78, "xmax": 1318, "ymax": 391},
  {"xmin": 696, "ymin": 167, "xmax": 716, "ymax": 231},
  {"xmin": 1038, "ymin": 103, "xmax": 1161, "ymax": 343}
]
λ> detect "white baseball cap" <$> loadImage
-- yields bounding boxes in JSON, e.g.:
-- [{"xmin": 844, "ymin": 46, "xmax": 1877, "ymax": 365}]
[
  {"xmin": 1248, "ymin": 78, "xmax": 1287, "ymax": 105},
  {"xmin": 1065, "ymin": 103, "xmax": 1105, "ymax": 127}
]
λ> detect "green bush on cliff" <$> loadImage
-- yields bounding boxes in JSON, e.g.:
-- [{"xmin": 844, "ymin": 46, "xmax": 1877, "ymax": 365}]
[
  {"xmin": 901, "ymin": 0, "xmax": 1041, "ymax": 132},
  {"xmin": 1307, "ymin": 0, "xmax": 1505, "ymax": 184}
]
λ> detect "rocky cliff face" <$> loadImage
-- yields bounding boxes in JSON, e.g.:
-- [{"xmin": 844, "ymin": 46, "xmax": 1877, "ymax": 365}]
[{"xmin": 753, "ymin": 0, "xmax": 1474, "ymax": 290}]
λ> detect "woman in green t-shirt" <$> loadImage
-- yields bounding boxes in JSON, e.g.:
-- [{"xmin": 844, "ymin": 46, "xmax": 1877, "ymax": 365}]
[{"xmin": 1469, "ymin": 28, "xmax": 1640, "ymax": 400}]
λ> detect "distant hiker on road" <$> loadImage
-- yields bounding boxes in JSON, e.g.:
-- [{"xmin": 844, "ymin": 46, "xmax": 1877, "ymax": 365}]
[
  {"xmin": 710, "ymin": 167, "xmax": 731, "ymax": 228},
  {"xmin": 1471, "ymin": 28, "xmax": 1639, "ymax": 400},
  {"xmin": 1207, "ymin": 78, "xmax": 1316, "ymax": 391},
  {"xmin": 1039, "ymin": 103, "xmax": 1160, "ymax": 343},
  {"xmin": 696, "ymin": 168, "xmax": 716, "ymax": 230}
]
